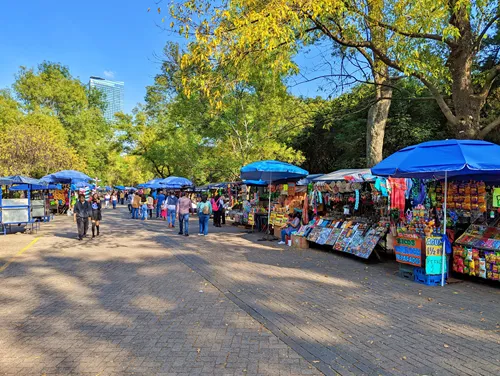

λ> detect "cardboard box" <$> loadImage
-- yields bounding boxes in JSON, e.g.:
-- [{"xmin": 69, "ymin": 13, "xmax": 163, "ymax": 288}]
[{"xmin": 292, "ymin": 234, "xmax": 309, "ymax": 249}]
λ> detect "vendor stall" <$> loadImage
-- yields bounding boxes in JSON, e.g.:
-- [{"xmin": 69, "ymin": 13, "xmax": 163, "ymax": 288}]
[{"xmin": 372, "ymin": 139, "xmax": 500, "ymax": 286}]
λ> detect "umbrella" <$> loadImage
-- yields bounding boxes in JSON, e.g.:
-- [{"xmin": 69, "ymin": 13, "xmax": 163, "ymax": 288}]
[
  {"xmin": 243, "ymin": 180, "xmax": 268, "ymax": 186},
  {"xmin": 371, "ymin": 139, "xmax": 500, "ymax": 286},
  {"xmin": 159, "ymin": 176, "xmax": 194, "ymax": 189},
  {"xmin": 8, "ymin": 184, "xmax": 59, "ymax": 191},
  {"xmin": 74, "ymin": 181, "xmax": 91, "ymax": 189},
  {"xmin": 313, "ymin": 169, "xmax": 373, "ymax": 182},
  {"xmin": 41, "ymin": 170, "xmax": 91, "ymax": 184},
  {"xmin": 240, "ymin": 160, "xmax": 308, "ymax": 181},
  {"xmin": 114, "ymin": 185, "xmax": 125, "ymax": 190},
  {"xmin": 241, "ymin": 161, "xmax": 308, "ymax": 240}
]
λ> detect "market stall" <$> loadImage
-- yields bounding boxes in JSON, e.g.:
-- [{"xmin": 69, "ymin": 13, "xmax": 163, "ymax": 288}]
[
  {"xmin": 372, "ymin": 139, "xmax": 500, "ymax": 286},
  {"xmin": 0, "ymin": 176, "xmax": 48, "ymax": 235}
]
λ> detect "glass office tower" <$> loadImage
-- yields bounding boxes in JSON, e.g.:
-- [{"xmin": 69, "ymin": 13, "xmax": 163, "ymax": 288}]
[{"xmin": 89, "ymin": 76, "xmax": 124, "ymax": 121}]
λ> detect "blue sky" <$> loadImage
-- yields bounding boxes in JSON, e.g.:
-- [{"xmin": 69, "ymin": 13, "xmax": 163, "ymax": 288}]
[{"xmin": 0, "ymin": 1, "xmax": 334, "ymax": 113}]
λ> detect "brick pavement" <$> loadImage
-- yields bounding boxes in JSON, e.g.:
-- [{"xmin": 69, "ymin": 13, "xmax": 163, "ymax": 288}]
[
  {"xmin": 150, "ymin": 214, "xmax": 500, "ymax": 376},
  {"xmin": 0, "ymin": 208, "xmax": 320, "ymax": 376}
]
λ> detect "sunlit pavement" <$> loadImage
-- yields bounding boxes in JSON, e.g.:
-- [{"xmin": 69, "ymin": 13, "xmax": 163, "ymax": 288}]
[{"xmin": 0, "ymin": 207, "xmax": 499, "ymax": 376}]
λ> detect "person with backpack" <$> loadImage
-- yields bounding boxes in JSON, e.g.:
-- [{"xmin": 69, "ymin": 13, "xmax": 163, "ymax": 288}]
[
  {"xmin": 197, "ymin": 195, "xmax": 212, "ymax": 236},
  {"xmin": 210, "ymin": 194, "xmax": 222, "ymax": 227}
]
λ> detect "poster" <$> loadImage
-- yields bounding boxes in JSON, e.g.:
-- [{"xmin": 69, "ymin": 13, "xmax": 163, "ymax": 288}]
[
  {"xmin": 493, "ymin": 188, "xmax": 500, "ymax": 208},
  {"xmin": 395, "ymin": 236, "xmax": 422, "ymax": 266}
]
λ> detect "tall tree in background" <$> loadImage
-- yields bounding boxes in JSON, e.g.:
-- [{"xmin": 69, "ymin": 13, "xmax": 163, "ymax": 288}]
[{"xmin": 162, "ymin": 0, "xmax": 500, "ymax": 166}]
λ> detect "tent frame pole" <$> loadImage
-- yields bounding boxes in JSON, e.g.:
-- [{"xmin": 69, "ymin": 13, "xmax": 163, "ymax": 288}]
[
  {"xmin": 441, "ymin": 171, "xmax": 447, "ymax": 287},
  {"xmin": 267, "ymin": 172, "xmax": 272, "ymax": 238}
]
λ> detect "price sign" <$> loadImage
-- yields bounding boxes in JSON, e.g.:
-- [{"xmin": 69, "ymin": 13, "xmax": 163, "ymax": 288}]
[
  {"xmin": 395, "ymin": 236, "xmax": 422, "ymax": 266},
  {"xmin": 425, "ymin": 255, "xmax": 447, "ymax": 275},
  {"xmin": 425, "ymin": 236, "xmax": 443, "ymax": 256}
]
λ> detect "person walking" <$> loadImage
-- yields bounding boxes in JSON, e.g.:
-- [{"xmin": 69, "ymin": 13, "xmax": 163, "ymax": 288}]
[
  {"xmin": 156, "ymin": 190, "xmax": 166, "ymax": 219},
  {"xmin": 147, "ymin": 194, "xmax": 154, "ymax": 219},
  {"xmin": 211, "ymin": 194, "xmax": 222, "ymax": 227},
  {"xmin": 166, "ymin": 192, "xmax": 179, "ymax": 228},
  {"xmin": 220, "ymin": 195, "xmax": 227, "ymax": 225},
  {"xmin": 141, "ymin": 194, "xmax": 148, "ymax": 221},
  {"xmin": 161, "ymin": 199, "xmax": 168, "ymax": 220},
  {"xmin": 111, "ymin": 191, "xmax": 118, "ymax": 209},
  {"xmin": 197, "ymin": 195, "xmax": 212, "ymax": 236},
  {"xmin": 132, "ymin": 191, "xmax": 141, "ymax": 219},
  {"xmin": 177, "ymin": 192, "xmax": 192, "ymax": 236},
  {"xmin": 73, "ymin": 194, "xmax": 91, "ymax": 240},
  {"xmin": 127, "ymin": 192, "xmax": 134, "ymax": 213},
  {"xmin": 104, "ymin": 192, "xmax": 110, "ymax": 209},
  {"xmin": 90, "ymin": 193, "xmax": 102, "ymax": 238}
]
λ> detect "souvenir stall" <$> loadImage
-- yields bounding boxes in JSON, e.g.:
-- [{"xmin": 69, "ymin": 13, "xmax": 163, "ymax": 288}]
[
  {"xmin": 240, "ymin": 160, "xmax": 308, "ymax": 240},
  {"xmin": 230, "ymin": 180, "xmax": 268, "ymax": 228},
  {"xmin": 290, "ymin": 169, "xmax": 390, "ymax": 258},
  {"xmin": 7, "ymin": 183, "xmax": 61, "ymax": 222},
  {"xmin": 372, "ymin": 139, "xmax": 500, "ymax": 286},
  {"xmin": 42, "ymin": 170, "xmax": 92, "ymax": 214}
]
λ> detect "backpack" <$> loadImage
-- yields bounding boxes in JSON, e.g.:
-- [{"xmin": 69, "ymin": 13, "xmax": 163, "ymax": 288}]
[
  {"xmin": 211, "ymin": 198, "xmax": 219, "ymax": 211},
  {"xmin": 202, "ymin": 203, "xmax": 210, "ymax": 215}
]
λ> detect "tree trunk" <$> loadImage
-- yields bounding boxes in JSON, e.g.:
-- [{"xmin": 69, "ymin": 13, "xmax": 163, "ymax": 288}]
[
  {"xmin": 365, "ymin": 1, "xmax": 392, "ymax": 167},
  {"xmin": 366, "ymin": 80, "xmax": 392, "ymax": 166},
  {"xmin": 447, "ymin": 1, "xmax": 485, "ymax": 138}
]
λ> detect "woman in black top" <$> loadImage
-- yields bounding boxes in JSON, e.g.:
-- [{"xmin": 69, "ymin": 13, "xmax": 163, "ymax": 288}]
[{"xmin": 90, "ymin": 193, "xmax": 102, "ymax": 238}]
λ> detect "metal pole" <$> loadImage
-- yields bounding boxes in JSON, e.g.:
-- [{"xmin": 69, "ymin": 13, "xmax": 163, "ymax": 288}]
[
  {"xmin": 441, "ymin": 171, "xmax": 448, "ymax": 287},
  {"xmin": 267, "ymin": 172, "xmax": 272, "ymax": 237}
]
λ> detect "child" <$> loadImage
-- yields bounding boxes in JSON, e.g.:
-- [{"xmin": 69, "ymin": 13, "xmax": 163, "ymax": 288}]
[{"xmin": 161, "ymin": 199, "xmax": 168, "ymax": 220}]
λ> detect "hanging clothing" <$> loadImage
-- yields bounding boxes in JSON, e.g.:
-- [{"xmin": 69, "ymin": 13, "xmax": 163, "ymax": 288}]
[
  {"xmin": 388, "ymin": 177, "xmax": 407, "ymax": 217},
  {"xmin": 374, "ymin": 178, "xmax": 388, "ymax": 197}
]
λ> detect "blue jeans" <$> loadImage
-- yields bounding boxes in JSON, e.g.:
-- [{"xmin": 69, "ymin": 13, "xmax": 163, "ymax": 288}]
[
  {"xmin": 156, "ymin": 204, "xmax": 162, "ymax": 218},
  {"xmin": 112, "ymin": 200, "xmax": 117, "ymax": 209},
  {"xmin": 131, "ymin": 207, "xmax": 138, "ymax": 219},
  {"xmin": 141, "ymin": 204, "xmax": 148, "ymax": 220},
  {"xmin": 179, "ymin": 213, "xmax": 190, "ymax": 234},
  {"xmin": 168, "ymin": 209, "xmax": 176, "ymax": 226},
  {"xmin": 199, "ymin": 214, "xmax": 210, "ymax": 235},
  {"xmin": 281, "ymin": 227, "xmax": 293, "ymax": 242}
]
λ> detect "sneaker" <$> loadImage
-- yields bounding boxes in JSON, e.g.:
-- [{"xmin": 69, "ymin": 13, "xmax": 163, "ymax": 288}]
[
  {"xmin": 278, "ymin": 241, "xmax": 285, "ymax": 245},
  {"xmin": 198, "ymin": 233, "xmax": 203, "ymax": 236},
  {"xmin": 178, "ymin": 232, "xmax": 183, "ymax": 235},
  {"xmin": 185, "ymin": 234, "xmax": 189, "ymax": 237}
]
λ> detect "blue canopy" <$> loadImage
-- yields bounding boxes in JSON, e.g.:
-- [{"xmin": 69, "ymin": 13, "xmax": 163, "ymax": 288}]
[
  {"xmin": 5, "ymin": 175, "xmax": 47, "ymax": 186},
  {"xmin": 114, "ymin": 185, "xmax": 125, "ymax": 190},
  {"xmin": 0, "ymin": 177, "xmax": 13, "ymax": 186},
  {"xmin": 240, "ymin": 160, "xmax": 308, "ymax": 182},
  {"xmin": 73, "ymin": 181, "xmax": 92, "ymax": 189},
  {"xmin": 159, "ymin": 176, "xmax": 194, "ymax": 189},
  {"xmin": 8, "ymin": 183, "xmax": 61, "ymax": 191},
  {"xmin": 371, "ymin": 139, "xmax": 500, "ymax": 179},
  {"xmin": 41, "ymin": 170, "xmax": 92, "ymax": 184}
]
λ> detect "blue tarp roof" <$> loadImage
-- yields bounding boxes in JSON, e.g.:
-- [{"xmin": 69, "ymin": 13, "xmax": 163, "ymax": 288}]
[
  {"xmin": 5, "ymin": 175, "xmax": 46, "ymax": 185},
  {"xmin": 371, "ymin": 139, "xmax": 500, "ymax": 179},
  {"xmin": 8, "ymin": 183, "xmax": 61, "ymax": 191},
  {"xmin": 241, "ymin": 160, "xmax": 308, "ymax": 182}
]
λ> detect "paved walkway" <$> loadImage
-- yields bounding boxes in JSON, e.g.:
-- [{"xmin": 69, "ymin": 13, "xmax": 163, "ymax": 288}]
[{"xmin": 0, "ymin": 207, "xmax": 499, "ymax": 376}]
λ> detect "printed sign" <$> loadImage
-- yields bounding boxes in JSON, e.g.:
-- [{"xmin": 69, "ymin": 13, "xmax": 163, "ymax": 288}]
[
  {"xmin": 425, "ymin": 236, "xmax": 443, "ymax": 256},
  {"xmin": 493, "ymin": 188, "xmax": 500, "ymax": 208},
  {"xmin": 395, "ymin": 236, "xmax": 422, "ymax": 266},
  {"xmin": 426, "ymin": 255, "xmax": 447, "ymax": 275},
  {"xmin": 248, "ymin": 213, "xmax": 254, "ymax": 226}
]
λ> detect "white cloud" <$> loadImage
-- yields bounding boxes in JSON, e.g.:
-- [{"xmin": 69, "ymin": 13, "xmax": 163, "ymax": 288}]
[{"xmin": 103, "ymin": 70, "xmax": 115, "ymax": 79}]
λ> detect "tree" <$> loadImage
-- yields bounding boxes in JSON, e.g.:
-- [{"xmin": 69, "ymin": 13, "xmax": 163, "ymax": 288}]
[
  {"xmin": 0, "ymin": 113, "xmax": 81, "ymax": 178},
  {"xmin": 162, "ymin": 0, "xmax": 500, "ymax": 166},
  {"xmin": 12, "ymin": 61, "xmax": 113, "ymax": 178}
]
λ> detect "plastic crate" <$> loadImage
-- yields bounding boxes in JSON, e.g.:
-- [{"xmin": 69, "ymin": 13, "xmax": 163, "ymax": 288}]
[
  {"xmin": 398, "ymin": 264, "xmax": 415, "ymax": 280},
  {"xmin": 414, "ymin": 267, "xmax": 447, "ymax": 286}
]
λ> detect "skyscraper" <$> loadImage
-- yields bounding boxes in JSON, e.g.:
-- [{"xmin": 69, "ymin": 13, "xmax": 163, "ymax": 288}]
[{"xmin": 89, "ymin": 76, "xmax": 124, "ymax": 121}]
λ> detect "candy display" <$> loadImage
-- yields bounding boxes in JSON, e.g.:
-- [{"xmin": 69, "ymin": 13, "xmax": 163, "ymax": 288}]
[{"xmin": 453, "ymin": 245, "xmax": 500, "ymax": 281}]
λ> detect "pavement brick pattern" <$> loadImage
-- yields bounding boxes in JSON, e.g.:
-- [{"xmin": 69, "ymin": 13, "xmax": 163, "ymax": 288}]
[
  {"xmin": 0, "ymin": 211, "xmax": 320, "ymax": 376},
  {"xmin": 1, "ymin": 208, "xmax": 499, "ymax": 376}
]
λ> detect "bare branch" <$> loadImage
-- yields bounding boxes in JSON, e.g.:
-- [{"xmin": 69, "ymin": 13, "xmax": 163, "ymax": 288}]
[
  {"xmin": 475, "ymin": 14, "xmax": 500, "ymax": 52},
  {"xmin": 479, "ymin": 64, "xmax": 500, "ymax": 98},
  {"xmin": 478, "ymin": 115, "xmax": 500, "ymax": 138}
]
